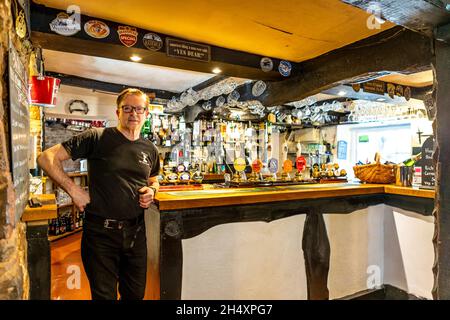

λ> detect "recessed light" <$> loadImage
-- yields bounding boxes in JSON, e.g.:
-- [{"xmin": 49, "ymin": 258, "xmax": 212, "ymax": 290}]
[
  {"xmin": 212, "ymin": 68, "xmax": 222, "ymax": 74},
  {"xmin": 376, "ymin": 98, "xmax": 386, "ymax": 102},
  {"xmin": 130, "ymin": 55, "xmax": 142, "ymax": 62},
  {"xmin": 338, "ymin": 91, "xmax": 346, "ymax": 96}
]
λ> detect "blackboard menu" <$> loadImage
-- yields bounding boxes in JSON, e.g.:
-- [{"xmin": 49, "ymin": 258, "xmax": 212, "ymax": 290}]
[
  {"xmin": 421, "ymin": 136, "xmax": 435, "ymax": 188},
  {"xmin": 8, "ymin": 40, "xmax": 29, "ymax": 223}
]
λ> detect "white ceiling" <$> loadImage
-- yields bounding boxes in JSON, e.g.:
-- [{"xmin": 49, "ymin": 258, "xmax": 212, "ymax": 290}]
[{"xmin": 43, "ymin": 49, "xmax": 218, "ymax": 93}]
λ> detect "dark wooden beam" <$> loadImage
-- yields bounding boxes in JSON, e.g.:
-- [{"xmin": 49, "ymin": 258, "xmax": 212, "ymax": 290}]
[
  {"xmin": 341, "ymin": 0, "xmax": 450, "ymax": 39},
  {"xmin": 45, "ymin": 71, "xmax": 177, "ymax": 100},
  {"xmin": 157, "ymin": 194, "xmax": 433, "ymax": 299},
  {"xmin": 232, "ymin": 27, "xmax": 432, "ymax": 107},
  {"xmin": 30, "ymin": 3, "xmax": 290, "ymax": 81},
  {"xmin": 434, "ymin": 31, "xmax": 450, "ymax": 300},
  {"xmin": 302, "ymin": 210, "xmax": 330, "ymax": 300},
  {"xmin": 192, "ymin": 75, "xmax": 227, "ymax": 92},
  {"xmin": 322, "ymin": 83, "xmax": 434, "ymax": 102}
]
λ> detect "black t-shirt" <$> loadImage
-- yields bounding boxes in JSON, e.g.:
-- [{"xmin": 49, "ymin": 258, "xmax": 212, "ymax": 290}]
[{"xmin": 62, "ymin": 127, "xmax": 160, "ymax": 219}]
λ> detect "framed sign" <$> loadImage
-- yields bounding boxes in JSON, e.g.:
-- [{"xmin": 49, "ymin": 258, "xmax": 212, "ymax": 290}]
[
  {"xmin": 358, "ymin": 135, "xmax": 369, "ymax": 143},
  {"xmin": 362, "ymin": 80, "xmax": 386, "ymax": 95},
  {"xmin": 8, "ymin": 40, "xmax": 30, "ymax": 223},
  {"xmin": 337, "ymin": 140, "xmax": 347, "ymax": 160},
  {"xmin": 166, "ymin": 38, "xmax": 210, "ymax": 62}
]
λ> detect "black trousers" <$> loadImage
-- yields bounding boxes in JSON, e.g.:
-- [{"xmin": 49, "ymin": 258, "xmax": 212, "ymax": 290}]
[{"xmin": 81, "ymin": 216, "xmax": 147, "ymax": 300}]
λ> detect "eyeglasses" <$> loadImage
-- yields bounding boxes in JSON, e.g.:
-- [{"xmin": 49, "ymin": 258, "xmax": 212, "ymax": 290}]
[{"xmin": 121, "ymin": 105, "xmax": 147, "ymax": 114}]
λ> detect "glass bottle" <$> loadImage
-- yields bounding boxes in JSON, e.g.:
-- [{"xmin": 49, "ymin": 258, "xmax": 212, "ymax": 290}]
[{"xmin": 403, "ymin": 152, "xmax": 422, "ymax": 167}]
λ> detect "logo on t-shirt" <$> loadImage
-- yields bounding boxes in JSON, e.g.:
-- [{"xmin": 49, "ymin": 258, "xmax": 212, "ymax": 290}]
[{"xmin": 139, "ymin": 152, "xmax": 151, "ymax": 167}]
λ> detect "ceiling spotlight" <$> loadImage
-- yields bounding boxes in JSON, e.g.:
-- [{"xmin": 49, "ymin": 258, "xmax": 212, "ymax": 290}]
[
  {"xmin": 376, "ymin": 98, "xmax": 386, "ymax": 102},
  {"xmin": 130, "ymin": 55, "xmax": 142, "ymax": 62},
  {"xmin": 338, "ymin": 91, "xmax": 347, "ymax": 96},
  {"xmin": 212, "ymin": 68, "xmax": 222, "ymax": 74}
]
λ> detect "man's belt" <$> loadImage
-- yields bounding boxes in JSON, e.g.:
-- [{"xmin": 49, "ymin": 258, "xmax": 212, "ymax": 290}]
[{"xmin": 85, "ymin": 213, "xmax": 144, "ymax": 230}]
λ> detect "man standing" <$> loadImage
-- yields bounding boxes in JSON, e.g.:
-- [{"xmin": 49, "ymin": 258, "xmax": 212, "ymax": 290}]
[{"xmin": 38, "ymin": 88, "xmax": 160, "ymax": 300}]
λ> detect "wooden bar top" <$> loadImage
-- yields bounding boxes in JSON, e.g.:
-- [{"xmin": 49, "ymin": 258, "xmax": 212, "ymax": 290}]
[
  {"xmin": 22, "ymin": 194, "xmax": 57, "ymax": 222},
  {"xmin": 155, "ymin": 183, "xmax": 435, "ymax": 211}
]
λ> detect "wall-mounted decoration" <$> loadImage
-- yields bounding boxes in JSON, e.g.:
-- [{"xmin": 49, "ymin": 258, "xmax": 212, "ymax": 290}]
[
  {"xmin": 362, "ymin": 80, "xmax": 385, "ymax": 95},
  {"xmin": 337, "ymin": 140, "xmax": 348, "ymax": 160},
  {"xmin": 404, "ymin": 86, "xmax": 411, "ymax": 101},
  {"xmin": 395, "ymin": 84, "xmax": 404, "ymax": 97},
  {"xmin": 84, "ymin": 20, "xmax": 110, "ymax": 39},
  {"xmin": 362, "ymin": 80, "xmax": 412, "ymax": 101},
  {"xmin": 387, "ymin": 83, "xmax": 395, "ymax": 98},
  {"xmin": 117, "ymin": 26, "xmax": 138, "ymax": 47},
  {"xmin": 143, "ymin": 33, "xmax": 163, "ymax": 51},
  {"xmin": 12, "ymin": 0, "xmax": 28, "ymax": 39},
  {"xmin": 260, "ymin": 57, "xmax": 273, "ymax": 72},
  {"xmin": 68, "ymin": 99, "xmax": 89, "ymax": 114},
  {"xmin": 352, "ymin": 83, "xmax": 361, "ymax": 92},
  {"xmin": 166, "ymin": 38, "xmax": 210, "ymax": 62},
  {"xmin": 49, "ymin": 10, "xmax": 81, "ymax": 36},
  {"xmin": 278, "ymin": 60, "xmax": 292, "ymax": 77}
]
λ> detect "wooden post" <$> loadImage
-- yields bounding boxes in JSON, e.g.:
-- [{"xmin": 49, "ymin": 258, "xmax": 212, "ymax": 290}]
[
  {"xmin": 302, "ymin": 210, "xmax": 330, "ymax": 300},
  {"xmin": 434, "ymin": 34, "xmax": 450, "ymax": 299}
]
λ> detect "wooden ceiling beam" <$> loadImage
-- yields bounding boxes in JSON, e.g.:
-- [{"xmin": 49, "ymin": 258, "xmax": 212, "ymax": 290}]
[
  {"xmin": 341, "ymin": 0, "xmax": 450, "ymax": 40},
  {"xmin": 45, "ymin": 71, "xmax": 177, "ymax": 100},
  {"xmin": 30, "ymin": 2, "xmax": 291, "ymax": 81},
  {"xmin": 230, "ymin": 27, "xmax": 433, "ymax": 107}
]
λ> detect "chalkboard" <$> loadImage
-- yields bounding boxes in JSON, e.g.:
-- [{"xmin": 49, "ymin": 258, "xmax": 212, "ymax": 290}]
[
  {"xmin": 8, "ymin": 40, "xmax": 29, "ymax": 223},
  {"xmin": 421, "ymin": 136, "xmax": 435, "ymax": 188}
]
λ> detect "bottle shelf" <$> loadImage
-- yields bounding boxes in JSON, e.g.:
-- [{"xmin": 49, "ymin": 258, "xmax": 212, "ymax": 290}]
[
  {"xmin": 57, "ymin": 203, "xmax": 73, "ymax": 209},
  {"xmin": 49, "ymin": 227, "xmax": 82, "ymax": 242}
]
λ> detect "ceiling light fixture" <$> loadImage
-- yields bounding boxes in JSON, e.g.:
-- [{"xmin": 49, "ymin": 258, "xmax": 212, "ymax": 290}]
[
  {"xmin": 130, "ymin": 55, "xmax": 142, "ymax": 62},
  {"xmin": 212, "ymin": 68, "xmax": 222, "ymax": 74},
  {"xmin": 337, "ymin": 90, "xmax": 347, "ymax": 96},
  {"xmin": 376, "ymin": 98, "xmax": 386, "ymax": 102}
]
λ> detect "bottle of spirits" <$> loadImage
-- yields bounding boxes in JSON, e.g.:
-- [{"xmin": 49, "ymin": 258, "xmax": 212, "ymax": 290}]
[{"xmin": 403, "ymin": 152, "xmax": 422, "ymax": 167}]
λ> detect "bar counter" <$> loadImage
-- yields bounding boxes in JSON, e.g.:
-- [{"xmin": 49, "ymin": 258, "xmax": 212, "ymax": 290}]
[
  {"xmin": 148, "ymin": 183, "xmax": 435, "ymax": 300},
  {"xmin": 155, "ymin": 183, "xmax": 434, "ymax": 210}
]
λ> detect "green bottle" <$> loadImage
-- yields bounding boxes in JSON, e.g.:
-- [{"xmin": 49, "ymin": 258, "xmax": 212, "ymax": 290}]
[{"xmin": 403, "ymin": 152, "xmax": 422, "ymax": 167}]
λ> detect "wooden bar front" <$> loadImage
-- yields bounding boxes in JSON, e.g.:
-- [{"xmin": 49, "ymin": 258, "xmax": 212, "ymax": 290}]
[{"xmin": 149, "ymin": 183, "xmax": 435, "ymax": 300}]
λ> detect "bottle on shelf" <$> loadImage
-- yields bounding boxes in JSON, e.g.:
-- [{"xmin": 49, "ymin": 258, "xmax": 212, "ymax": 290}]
[
  {"xmin": 75, "ymin": 211, "xmax": 80, "ymax": 229},
  {"xmin": 402, "ymin": 152, "xmax": 422, "ymax": 167},
  {"xmin": 55, "ymin": 218, "xmax": 60, "ymax": 236}
]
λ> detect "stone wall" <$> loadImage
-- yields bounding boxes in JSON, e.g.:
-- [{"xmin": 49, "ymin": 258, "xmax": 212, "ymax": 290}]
[
  {"xmin": 0, "ymin": 0, "xmax": 30, "ymax": 299},
  {"xmin": 44, "ymin": 122, "xmax": 83, "ymax": 172}
]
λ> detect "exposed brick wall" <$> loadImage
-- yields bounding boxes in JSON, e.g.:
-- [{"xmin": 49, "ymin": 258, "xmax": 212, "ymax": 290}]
[
  {"xmin": 44, "ymin": 123, "xmax": 83, "ymax": 172},
  {"xmin": 0, "ymin": 0, "xmax": 30, "ymax": 300}
]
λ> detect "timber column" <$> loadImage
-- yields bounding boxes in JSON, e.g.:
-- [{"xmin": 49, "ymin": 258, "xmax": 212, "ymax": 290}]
[{"xmin": 435, "ymin": 25, "xmax": 450, "ymax": 299}]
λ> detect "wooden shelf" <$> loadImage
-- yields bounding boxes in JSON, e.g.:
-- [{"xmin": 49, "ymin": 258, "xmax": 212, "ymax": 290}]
[
  {"xmin": 49, "ymin": 228, "xmax": 82, "ymax": 242},
  {"xmin": 22, "ymin": 194, "xmax": 58, "ymax": 222},
  {"xmin": 57, "ymin": 203, "xmax": 73, "ymax": 209}
]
